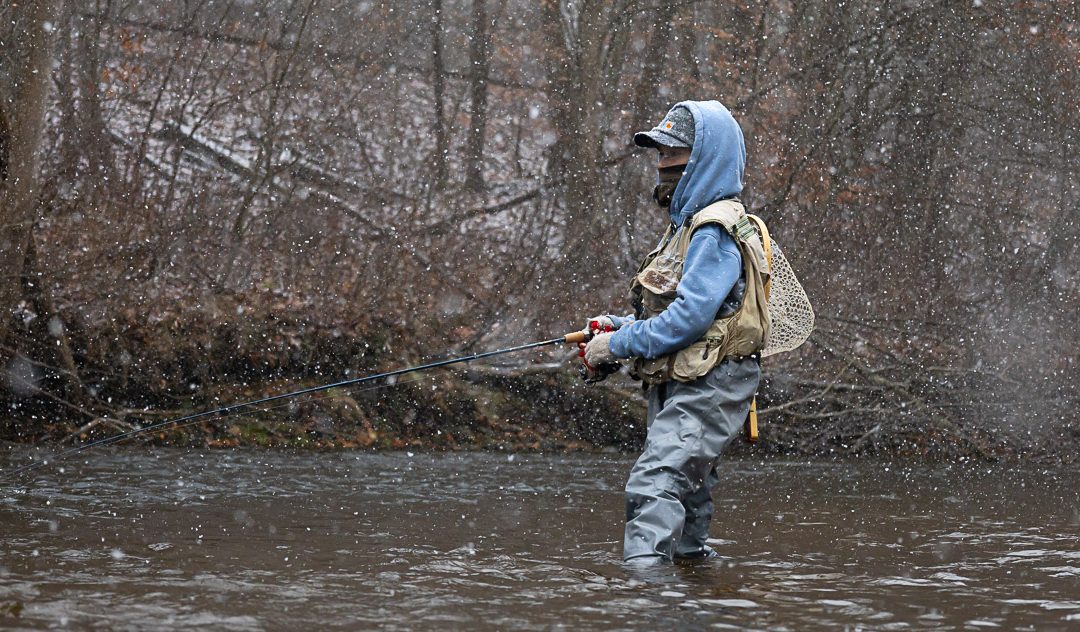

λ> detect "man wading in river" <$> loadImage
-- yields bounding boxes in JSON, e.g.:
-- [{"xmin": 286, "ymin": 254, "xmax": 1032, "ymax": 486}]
[{"xmin": 582, "ymin": 101, "xmax": 770, "ymax": 566}]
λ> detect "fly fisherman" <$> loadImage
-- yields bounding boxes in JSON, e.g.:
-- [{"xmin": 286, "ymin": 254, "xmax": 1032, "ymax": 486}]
[{"xmin": 582, "ymin": 101, "xmax": 770, "ymax": 566}]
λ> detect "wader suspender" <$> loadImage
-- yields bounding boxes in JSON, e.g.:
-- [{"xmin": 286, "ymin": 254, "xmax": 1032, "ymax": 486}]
[{"xmin": 744, "ymin": 214, "xmax": 772, "ymax": 442}]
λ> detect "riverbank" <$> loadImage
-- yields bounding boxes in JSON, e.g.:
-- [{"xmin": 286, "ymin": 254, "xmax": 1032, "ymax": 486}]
[
  {"xmin": 4, "ymin": 366, "xmax": 1076, "ymax": 465},
  {"xmin": 3, "ymin": 296, "xmax": 1076, "ymax": 464}
]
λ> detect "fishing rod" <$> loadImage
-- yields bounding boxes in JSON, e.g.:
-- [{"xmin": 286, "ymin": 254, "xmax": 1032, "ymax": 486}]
[{"xmin": 3, "ymin": 330, "xmax": 593, "ymax": 479}]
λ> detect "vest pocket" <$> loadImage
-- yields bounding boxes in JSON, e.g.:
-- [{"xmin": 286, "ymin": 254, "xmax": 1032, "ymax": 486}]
[
  {"xmin": 634, "ymin": 356, "xmax": 674, "ymax": 384},
  {"xmin": 725, "ymin": 283, "xmax": 769, "ymax": 356},
  {"xmin": 672, "ymin": 332, "xmax": 729, "ymax": 381},
  {"xmin": 637, "ymin": 253, "xmax": 681, "ymax": 298}
]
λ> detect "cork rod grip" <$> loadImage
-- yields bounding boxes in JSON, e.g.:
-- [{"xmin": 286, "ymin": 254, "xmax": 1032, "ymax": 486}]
[{"xmin": 563, "ymin": 330, "xmax": 591, "ymax": 344}]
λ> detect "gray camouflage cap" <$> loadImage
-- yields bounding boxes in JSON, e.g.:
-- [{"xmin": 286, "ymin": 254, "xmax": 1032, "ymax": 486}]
[{"xmin": 634, "ymin": 105, "xmax": 694, "ymax": 148}]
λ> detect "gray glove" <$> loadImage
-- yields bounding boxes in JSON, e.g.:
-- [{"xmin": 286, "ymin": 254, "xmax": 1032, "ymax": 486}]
[
  {"xmin": 584, "ymin": 332, "xmax": 616, "ymax": 366},
  {"xmin": 586, "ymin": 315, "xmax": 618, "ymax": 332}
]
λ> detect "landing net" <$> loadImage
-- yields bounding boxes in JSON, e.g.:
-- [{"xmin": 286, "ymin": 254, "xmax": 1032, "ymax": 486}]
[{"xmin": 762, "ymin": 241, "xmax": 814, "ymax": 357}]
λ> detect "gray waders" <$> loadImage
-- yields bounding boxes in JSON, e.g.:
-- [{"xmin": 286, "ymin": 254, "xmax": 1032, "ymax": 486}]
[{"xmin": 623, "ymin": 357, "xmax": 761, "ymax": 562}]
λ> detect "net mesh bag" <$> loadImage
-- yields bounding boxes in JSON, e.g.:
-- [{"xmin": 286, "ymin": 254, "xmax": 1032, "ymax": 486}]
[{"xmin": 761, "ymin": 241, "xmax": 815, "ymax": 357}]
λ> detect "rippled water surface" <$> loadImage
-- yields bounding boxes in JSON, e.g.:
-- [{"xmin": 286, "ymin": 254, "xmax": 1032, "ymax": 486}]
[{"xmin": 1, "ymin": 447, "xmax": 1078, "ymax": 630}]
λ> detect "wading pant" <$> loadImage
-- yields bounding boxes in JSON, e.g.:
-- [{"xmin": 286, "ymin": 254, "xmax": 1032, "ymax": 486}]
[{"xmin": 623, "ymin": 358, "xmax": 761, "ymax": 561}]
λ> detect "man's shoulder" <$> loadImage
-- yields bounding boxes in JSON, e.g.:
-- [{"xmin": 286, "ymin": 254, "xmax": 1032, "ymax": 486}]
[{"xmin": 690, "ymin": 199, "xmax": 744, "ymax": 231}]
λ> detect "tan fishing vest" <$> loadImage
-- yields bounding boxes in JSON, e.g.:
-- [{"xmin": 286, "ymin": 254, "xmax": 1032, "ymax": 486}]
[{"xmin": 629, "ymin": 199, "xmax": 771, "ymax": 385}]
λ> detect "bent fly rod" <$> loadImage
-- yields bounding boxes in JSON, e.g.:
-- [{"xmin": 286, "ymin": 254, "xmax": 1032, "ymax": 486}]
[{"xmin": 3, "ymin": 330, "xmax": 593, "ymax": 479}]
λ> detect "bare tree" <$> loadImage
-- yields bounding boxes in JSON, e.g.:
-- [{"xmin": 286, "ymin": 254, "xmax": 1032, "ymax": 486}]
[
  {"xmin": 430, "ymin": 0, "xmax": 449, "ymax": 189},
  {"xmin": 0, "ymin": 0, "xmax": 63, "ymax": 344},
  {"xmin": 464, "ymin": 0, "xmax": 492, "ymax": 192}
]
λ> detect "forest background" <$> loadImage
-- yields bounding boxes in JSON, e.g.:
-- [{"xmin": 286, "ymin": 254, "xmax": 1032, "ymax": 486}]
[{"xmin": 0, "ymin": 0, "xmax": 1076, "ymax": 460}]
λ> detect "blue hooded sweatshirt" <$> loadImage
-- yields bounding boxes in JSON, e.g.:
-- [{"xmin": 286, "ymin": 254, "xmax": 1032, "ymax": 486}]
[{"xmin": 608, "ymin": 101, "xmax": 746, "ymax": 361}]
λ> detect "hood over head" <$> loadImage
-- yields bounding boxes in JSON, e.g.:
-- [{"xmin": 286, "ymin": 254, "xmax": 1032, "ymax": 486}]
[{"xmin": 664, "ymin": 100, "xmax": 746, "ymax": 226}]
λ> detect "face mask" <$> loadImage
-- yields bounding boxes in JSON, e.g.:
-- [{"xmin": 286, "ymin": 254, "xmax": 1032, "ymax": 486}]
[{"xmin": 652, "ymin": 164, "xmax": 685, "ymax": 208}]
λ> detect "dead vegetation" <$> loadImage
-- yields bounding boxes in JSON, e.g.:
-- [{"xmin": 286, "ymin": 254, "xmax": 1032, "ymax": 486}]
[{"xmin": 0, "ymin": 1, "xmax": 1077, "ymax": 461}]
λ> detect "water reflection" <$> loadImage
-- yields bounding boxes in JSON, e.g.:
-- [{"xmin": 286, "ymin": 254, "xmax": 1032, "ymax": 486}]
[{"xmin": 1, "ymin": 448, "xmax": 1078, "ymax": 629}]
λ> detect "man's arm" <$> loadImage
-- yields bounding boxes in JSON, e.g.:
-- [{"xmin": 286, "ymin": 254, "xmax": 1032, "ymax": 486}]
[{"xmin": 608, "ymin": 226, "xmax": 741, "ymax": 360}]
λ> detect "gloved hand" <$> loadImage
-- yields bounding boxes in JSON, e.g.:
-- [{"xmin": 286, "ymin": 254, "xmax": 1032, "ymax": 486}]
[
  {"xmin": 586, "ymin": 315, "xmax": 618, "ymax": 332},
  {"xmin": 584, "ymin": 332, "xmax": 616, "ymax": 367}
]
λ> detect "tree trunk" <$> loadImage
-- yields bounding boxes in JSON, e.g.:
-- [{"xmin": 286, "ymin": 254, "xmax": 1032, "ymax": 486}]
[
  {"xmin": 464, "ymin": 0, "xmax": 490, "ymax": 193},
  {"xmin": 541, "ymin": 0, "xmax": 633, "ymax": 286},
  {"xmin": 430, "ymin": 0, "xmax": 448, "ymax": 189},
  {"xmin": 0, "ymin": 0, "xmax": 62, "ymax": 346},
  {"xmin": 77, "ymin": 3, "xmax": 118, "ymax": 191}
]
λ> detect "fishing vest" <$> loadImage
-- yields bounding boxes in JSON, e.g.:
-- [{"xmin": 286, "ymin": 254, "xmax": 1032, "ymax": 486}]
[{"xmin": 629, "ymin": 199, "xmax": 771, "ymax": 385}]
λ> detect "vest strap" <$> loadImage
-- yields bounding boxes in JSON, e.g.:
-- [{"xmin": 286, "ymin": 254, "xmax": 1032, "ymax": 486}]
[{"xmin": 746, "ymin": 213, "xmax": 772, "ymax": 300}]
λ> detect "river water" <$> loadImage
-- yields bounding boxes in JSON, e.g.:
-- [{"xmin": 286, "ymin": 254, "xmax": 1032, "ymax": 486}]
[{"xmin": 1, "ymin": 447, "xmax": 1078, "ymax": 630}]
